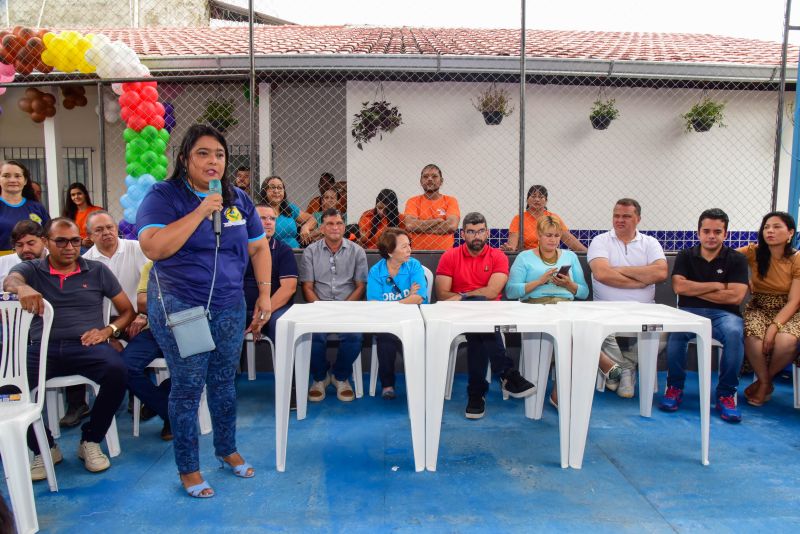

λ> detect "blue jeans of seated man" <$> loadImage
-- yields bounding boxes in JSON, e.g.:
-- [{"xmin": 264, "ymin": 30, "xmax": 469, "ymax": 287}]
[
  {"xmin": 26, "ymin": 340, "xmax": 127, "ymax": 453},
  {"xmin": 310, "ymin": 333, "xmax": 363, "ymax": 382},
  {"xmin": 666, "ymin": 307, "xmax": 744, "ymax": 398},
  {"xmin": 121, "ymin": 329, "xmax": 170, "ymax": 423},
  {"xmin": 148, "ymin": 284, "xmax": 246, "ymax": 475},
  {"xmin": 264, "ymin": 304, "xmax": 290, "ymax": 345},
  {"xmin": 466, "ymin": 333, "xmax": 512, "ymax": 397}
]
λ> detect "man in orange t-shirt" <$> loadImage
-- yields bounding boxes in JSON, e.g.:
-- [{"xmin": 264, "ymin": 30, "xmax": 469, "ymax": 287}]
[{"xmin": 403, "ymin": 164, "xmax": 460, "ymax": 250}]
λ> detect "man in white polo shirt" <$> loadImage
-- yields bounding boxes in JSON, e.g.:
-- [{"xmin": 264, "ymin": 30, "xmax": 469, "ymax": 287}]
[{"xmin": 587, "ymin": 198, "xmax": 668, "ymax": 398}]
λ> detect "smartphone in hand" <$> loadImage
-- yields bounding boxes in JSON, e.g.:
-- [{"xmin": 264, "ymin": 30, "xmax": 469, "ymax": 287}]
[{"xmin": 556, "ymin": 265, "xmax": 571, "ymax": 277}]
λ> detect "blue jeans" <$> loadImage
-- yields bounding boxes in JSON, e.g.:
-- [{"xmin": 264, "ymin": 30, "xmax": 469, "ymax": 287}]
[
  {"xmin": 666, "ymin": 307, "xmax": 744, "ymax": 398},
  {"xmin": 310, "ymin": 333, "xmax": 363, "ymax": 382},
  {"xmin": 26, "ymin": 340, "xmax": 127, "ymax": 453},
  {"xmin": 148, "ymin": 285, "xmax": 246, "ymax": 474},
  {"xmin": 121, "ymin": 329, "xmax": 170, "ymax": 422}
]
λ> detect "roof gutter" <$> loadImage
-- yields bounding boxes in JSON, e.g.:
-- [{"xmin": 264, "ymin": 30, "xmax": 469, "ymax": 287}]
[{"xmin": 140, "ymin": 53, "xmax": 795, "ymax": 83}]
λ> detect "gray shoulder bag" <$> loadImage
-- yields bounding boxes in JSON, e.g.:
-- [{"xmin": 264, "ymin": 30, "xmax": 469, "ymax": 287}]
[{"xmin": 152, "ymin": 246, "xmax": 218, "ymax": 358}]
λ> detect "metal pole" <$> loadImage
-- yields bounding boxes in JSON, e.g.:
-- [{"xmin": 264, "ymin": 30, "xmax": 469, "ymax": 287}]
[
  {"xmin": 517, "ymin": 0, "xmax": 527, "ymax": 251},
  {"xmin": 248, "ymin": 0, "xmax": 257, "ymax": 198},
  {"xmin": 97, "ymin": 81, "xmax": 108, "ymax": 209},
  {"xmin": 772, "ymin": 0, "xmax": 793, "ymax": 211}
]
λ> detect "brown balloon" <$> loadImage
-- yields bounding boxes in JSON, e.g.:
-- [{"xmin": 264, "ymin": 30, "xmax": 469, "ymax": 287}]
[
  {"xmin": 75, "ymin": 95, "xmax": 87, "ymax": 107},
  {"xmin": 30, "ymin": 112, "xmax": 46, "ymax": 123},
  {"xmin": 44, "ymin": 106, "xmax": 56, "ymax": 118},
  {"xmin": 31, "ymin": 98, "xmax": 46, "ymax": 113},
  {"xmin": 23, "ymin": 87, "xmax": 38, "ymax": 98},
  {"xmin": 63, "ymin": 98, "xmax": 76, "ymax": 110},
  {"xmin": 17, "ymin": 97, "xmax": 32, "ymax": 113},
  {"xmin": 41, "ymin": 93, "xmax": 56, "ymax": 105}
]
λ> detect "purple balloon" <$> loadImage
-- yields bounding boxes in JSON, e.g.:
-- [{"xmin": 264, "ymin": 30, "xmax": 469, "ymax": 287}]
[{"xmin": 164, "ymin": 102, "xmax": 176, "ymax": 133}]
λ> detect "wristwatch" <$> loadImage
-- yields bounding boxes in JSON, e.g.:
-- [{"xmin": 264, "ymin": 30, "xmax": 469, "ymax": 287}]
[{"xmin": 107, "ymin": 323, "xmax": 121, "ymax": 338}]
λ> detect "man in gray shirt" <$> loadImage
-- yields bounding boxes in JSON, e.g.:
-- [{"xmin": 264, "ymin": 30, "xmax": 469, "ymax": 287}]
[{"xmin": 300, "ymin": 208, "xmax": 368, "ymax": 403}]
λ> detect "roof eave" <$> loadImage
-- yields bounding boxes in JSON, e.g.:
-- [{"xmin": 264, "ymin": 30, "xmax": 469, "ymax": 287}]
[{"xmin": 140, "ymin": 53, "xmax": 795, "ymax": 82}]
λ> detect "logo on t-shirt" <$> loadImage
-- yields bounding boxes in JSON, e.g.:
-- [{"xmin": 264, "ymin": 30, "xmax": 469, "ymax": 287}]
[
  {"xmin": 29, "ymin": 213, "xmax": 42, "ymax": 224},
  {"xmin": 223, "ymin": 207, "xmax": 246, "ymax": 227},
  {"xmin": 436, "ymin": 208, "xmax": 446, "ymax": 217}
]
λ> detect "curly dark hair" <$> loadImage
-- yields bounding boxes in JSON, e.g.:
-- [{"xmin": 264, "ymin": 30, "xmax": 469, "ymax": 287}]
[{"xmin": 756, "ymin": 211, "xmax": 797, "ymax": 279}]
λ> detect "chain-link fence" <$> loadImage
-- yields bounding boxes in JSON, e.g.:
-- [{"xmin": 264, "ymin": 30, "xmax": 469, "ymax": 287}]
[{"xmin": 0, "ymin": 9, "xmax": 792, "ymax": 251}]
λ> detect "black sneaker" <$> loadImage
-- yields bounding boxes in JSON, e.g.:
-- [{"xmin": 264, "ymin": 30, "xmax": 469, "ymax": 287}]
[
  {"xmin": 465, "ymin": 394, "xmax": 485, "ymax": 419},
  {"xmin": 59, "ymin": 403, "xmax": 90, "ymax": 428},
  {"xmin": 501, "ymin": 369, "xmax": 536, "ymax": 399}
]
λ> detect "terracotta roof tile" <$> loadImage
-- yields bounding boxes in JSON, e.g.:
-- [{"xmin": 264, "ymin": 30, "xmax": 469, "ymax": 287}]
[{"xmin": 36, "ymin": 25, "xmax": 798, "ymax": 66}]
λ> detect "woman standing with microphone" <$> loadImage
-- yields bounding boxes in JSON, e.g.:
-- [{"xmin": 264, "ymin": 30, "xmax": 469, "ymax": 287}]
[{"xmin": 137, "ymin": 124, "xmax": 272, "ymax": 498}]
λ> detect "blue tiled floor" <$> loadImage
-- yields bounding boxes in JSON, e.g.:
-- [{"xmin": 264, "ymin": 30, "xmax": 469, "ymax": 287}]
[{"xmin": 5, "ymin": 371, "xmax": 800, "ymax": 532}]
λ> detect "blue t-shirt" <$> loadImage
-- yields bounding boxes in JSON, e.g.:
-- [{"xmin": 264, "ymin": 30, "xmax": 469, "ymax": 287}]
[
  {"xmin": 275, "ymin": 203, "xmax": 301, "ymax": 248},
  {"xmin": 243, "ymin": 236, "xmax": 298, "ymax": 313},
  {"xmin": 136, "ymin": 179, "xmax": 265, "ymax": 310},
  {"xmin": 0, "ymin": 198, "xmax": 50, "ymax": 250},
  {"xmin": 367, "ymin": 257, "xmax": 429, "ymax": 303}
]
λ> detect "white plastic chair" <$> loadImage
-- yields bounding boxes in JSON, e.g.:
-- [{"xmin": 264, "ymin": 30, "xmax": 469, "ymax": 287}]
[
  {"xmin": 131, "ymin": 357, "xmax": 212, "ymax": 437},
  {"xmin": 243, "ymin": 332, "xmax": 276, "ymax": 380},
  {"xmin": 367, "ymin": 266, "xmax": 434, "ymax": 396},
  {"xmin": 0, "ymin": 297, "xmax": 56, "ymax": 534}
]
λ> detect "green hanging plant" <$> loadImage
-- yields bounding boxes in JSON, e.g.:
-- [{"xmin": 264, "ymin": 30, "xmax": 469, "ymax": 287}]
[
  {"xmin": 198, "ymin": 99, "xmax": 238, "ymax": 133},
  {"xmin": 473, "ymin": 83, "xmax": 514, "ymax": 125},
  {"xmin": 351, "ymin": 99, "xmax": 403, "ymax": 150},
  {"xmin": 682, "ymin": 96, "xmax": 726, "ymax": 132},
  {"xmin": 589, "ymin": 98, "xmax": 620, "ymax": 130}
]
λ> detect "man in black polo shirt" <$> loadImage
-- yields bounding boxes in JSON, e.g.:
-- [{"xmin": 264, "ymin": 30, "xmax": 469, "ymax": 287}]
[
  {"xmin": 659, "ymin": 208, "xmax": 749, "ymax": 422},
  {"xmin": 4, "ymin": 217, "xmax": 135, "ymax": 477}
]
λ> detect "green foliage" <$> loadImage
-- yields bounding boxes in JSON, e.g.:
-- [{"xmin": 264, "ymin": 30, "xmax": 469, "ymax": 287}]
[
  {"xmin": 682, "ymin": 97, "xmax": 726, "ymax": 132},
  {"xmin": 197, "ymin": 100, "xmax": 238, "ymax": 131},
  {"xmin": 473, "ymin": 84, "xmax": 514, "ymax": 117},
  {"xmin": 351, "ymin": 100, "xmax": 403, "ymax": 150},
  {"xmin": 589, "ymin": 98, "xmax": 620, "ymax": 120}
]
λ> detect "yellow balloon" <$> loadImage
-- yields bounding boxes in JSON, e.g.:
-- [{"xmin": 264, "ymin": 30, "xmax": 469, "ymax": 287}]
[{"xmin": 41, "ymin": 32, "xmax": 56, "ymax": 47}]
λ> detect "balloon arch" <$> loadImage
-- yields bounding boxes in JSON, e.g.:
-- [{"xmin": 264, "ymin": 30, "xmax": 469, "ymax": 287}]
[{"xmin": 1, "ymin": 26, "xmax": 173, "ymax": 224}]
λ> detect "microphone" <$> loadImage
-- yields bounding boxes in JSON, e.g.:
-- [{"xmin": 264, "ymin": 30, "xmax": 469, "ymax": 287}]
[{"xmin": 209, "ymin": 179, "xmax": 222, "ymax": 240}]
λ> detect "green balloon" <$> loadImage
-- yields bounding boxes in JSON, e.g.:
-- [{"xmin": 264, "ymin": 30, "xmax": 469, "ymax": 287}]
[
  {"xmin": 158, "ymin": 129, "xmax": 170, "ymax": 143},
  {"xmin": 125, "ymin": 149, "xmax": 138, "ymax": 164},
  {"xmin": 140, "ymin": 151, "xmax": 159, "ymax": 167},
  {"xmin": 140, "ymin": 125, "xmax": 158, "ymax": 141},
  {"xmin": 129, "ymin": 138, "xmax": 148, "ymax": 155},
  {"xmin": 151, "ymin": 138, "xmax": 167, "ymax": 153},
  {"xmin": 123, "ymin": 128, "xmax": 138, "ymax": 143},
  {"xmin": 158, "ymin": 154, "xmax": 169, "ymax": 168},
  {"xmin": 152, "ymin": 165, "xmax": 167, "ymax": 180},
  {"xmin": 126, "ymin": 162, "xmax": 146, "ymax": 178}
]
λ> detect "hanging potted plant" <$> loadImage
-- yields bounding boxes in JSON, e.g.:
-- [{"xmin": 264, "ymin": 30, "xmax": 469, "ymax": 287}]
[
  {"xmin": 682, "ymin": 96, "xmax": 726, "ymax": 132},
  {"xmin": 351, "ymin": 99, "xmax": 403, "ymax": 150},
  {"xmin": 589, "ymin": 98, "xmax": 620, "ymax": 130},
  {"xmin": 197, "ymin": 99, "xmax": 238, "ymax": 133},
  {"xmin": 473, "ymin": 83, "xmax": 514, "ymax": 125}
]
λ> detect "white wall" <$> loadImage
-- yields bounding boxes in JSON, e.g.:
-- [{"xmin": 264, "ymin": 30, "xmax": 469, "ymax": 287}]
[{"xmin": 347, "ymin": 80, "xmax": 783, "ymax": 232}]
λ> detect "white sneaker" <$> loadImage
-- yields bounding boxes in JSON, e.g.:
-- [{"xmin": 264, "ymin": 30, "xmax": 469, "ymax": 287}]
[
  {"xmin": 31, "ymin": 444, "xmax": 63, "ymax": 481},
  {"xmin": 617, "ymin": 369, "xmax": 636, "ymax": 398},
  {"xmin": 331, "ymin": 377, "xmax": 355, "ymax": 402},
  {"xmin": 77, "ymin": 440, "xmax": 111, "ymax": 473},
  {"xmin": 308, "ymin": 374, "xmax": 331, "ymax": 402}
]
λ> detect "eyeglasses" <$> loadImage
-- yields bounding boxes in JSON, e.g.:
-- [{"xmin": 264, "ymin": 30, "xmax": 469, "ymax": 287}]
[
  {"xmin": 49, "ymin": 237, "xmax": 81, "ymax": 248},
  {"xmin": 464, "ymin": 228, "xmax": 487, "ymax": 237},
  {"xmin": 386, "ymin": 276, "xmax": 403, "ymax": 295},
  {"xmin": 266, "ymin": 185, "xmax": 284, "ymax": 191}
]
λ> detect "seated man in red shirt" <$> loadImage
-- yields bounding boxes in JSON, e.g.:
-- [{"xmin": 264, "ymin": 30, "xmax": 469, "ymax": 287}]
[{"xmin": 435, "ymin": 212, "xmax": 535, "ymax": 419}]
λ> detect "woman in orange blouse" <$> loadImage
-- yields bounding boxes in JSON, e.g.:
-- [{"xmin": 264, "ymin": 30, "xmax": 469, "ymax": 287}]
[
  {"xmin": 63, "ymin": 182, "xmax": 103, "ymax": 248},
  {"xmin": 500, "ymin": 185, "xmax": 586, "ymax": 252},
  {"xmin": 358, "ymin": 189, "xmax": 403, "ymax": 250},
  {"xmin": 737, "ymin": 211, "xmax": 800, "ymax": 406}
]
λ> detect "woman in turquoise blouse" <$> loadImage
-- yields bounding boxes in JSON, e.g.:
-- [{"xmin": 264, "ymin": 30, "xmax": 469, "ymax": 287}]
[
  {"xmin": 506, "ymin": 215, "xmax": 618, "ymax": 407},
  {"xmin": 260, "ymin": 175, "xmax": 315, "ymax": 248},
  {"xmin": 366, "ymin": 227, "xmax": 428, "ymax": 399}
]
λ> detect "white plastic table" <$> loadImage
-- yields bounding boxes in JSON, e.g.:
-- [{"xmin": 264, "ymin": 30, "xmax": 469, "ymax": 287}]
[
  {"xmin": 557, "ymin": 301, "xmax": 712, "ymax": 469},
  {"xmin": 274, "ymin": 301, "xmax": 426, "ymax": 472},
  {"xmin": 420, "ymin": 301, "xmax": 572, "ymax": 470}
]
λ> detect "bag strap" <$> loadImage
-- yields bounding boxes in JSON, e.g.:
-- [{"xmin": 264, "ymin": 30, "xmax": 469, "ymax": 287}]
[{"xmin": 153, "ymin": 243, "xmax": 219, "ymax": 325}]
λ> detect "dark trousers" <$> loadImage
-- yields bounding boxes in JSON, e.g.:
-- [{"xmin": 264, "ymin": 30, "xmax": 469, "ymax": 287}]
[
  {"xmin": 27, "ymin": 340, "xmax": 128, "ymax": 453},
  {"xmin": 376, "ymin": 334, "xmax": 401, "ymax": 389},
  {"xmin": 121, "ymin": 329, "xmax": 170, "ymax": 422},
  {"xmin": 466, "ymin": 333, "xmax": 512, "ymax": 396}
]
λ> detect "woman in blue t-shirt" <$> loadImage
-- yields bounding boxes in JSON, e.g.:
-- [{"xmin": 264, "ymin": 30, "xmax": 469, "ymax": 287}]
[
  {"xmin": 137, "ymin": 124, "xmax": 273, "ymax": 498},
  {"xmin": 259, "ymin": 175, "xmax": 315, "ymax": 248},
  {"xmin": 366, "ymin": 227, "xmax": 428, "ymax": 399},
  {"xmin": 0, "ymin": 160, "xmax": 50, "ymax": 254}
]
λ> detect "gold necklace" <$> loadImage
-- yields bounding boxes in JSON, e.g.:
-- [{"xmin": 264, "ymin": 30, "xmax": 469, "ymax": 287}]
[{"xmin": 538, "ymin": 247, "xmax": 558, "ymax": 265}]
